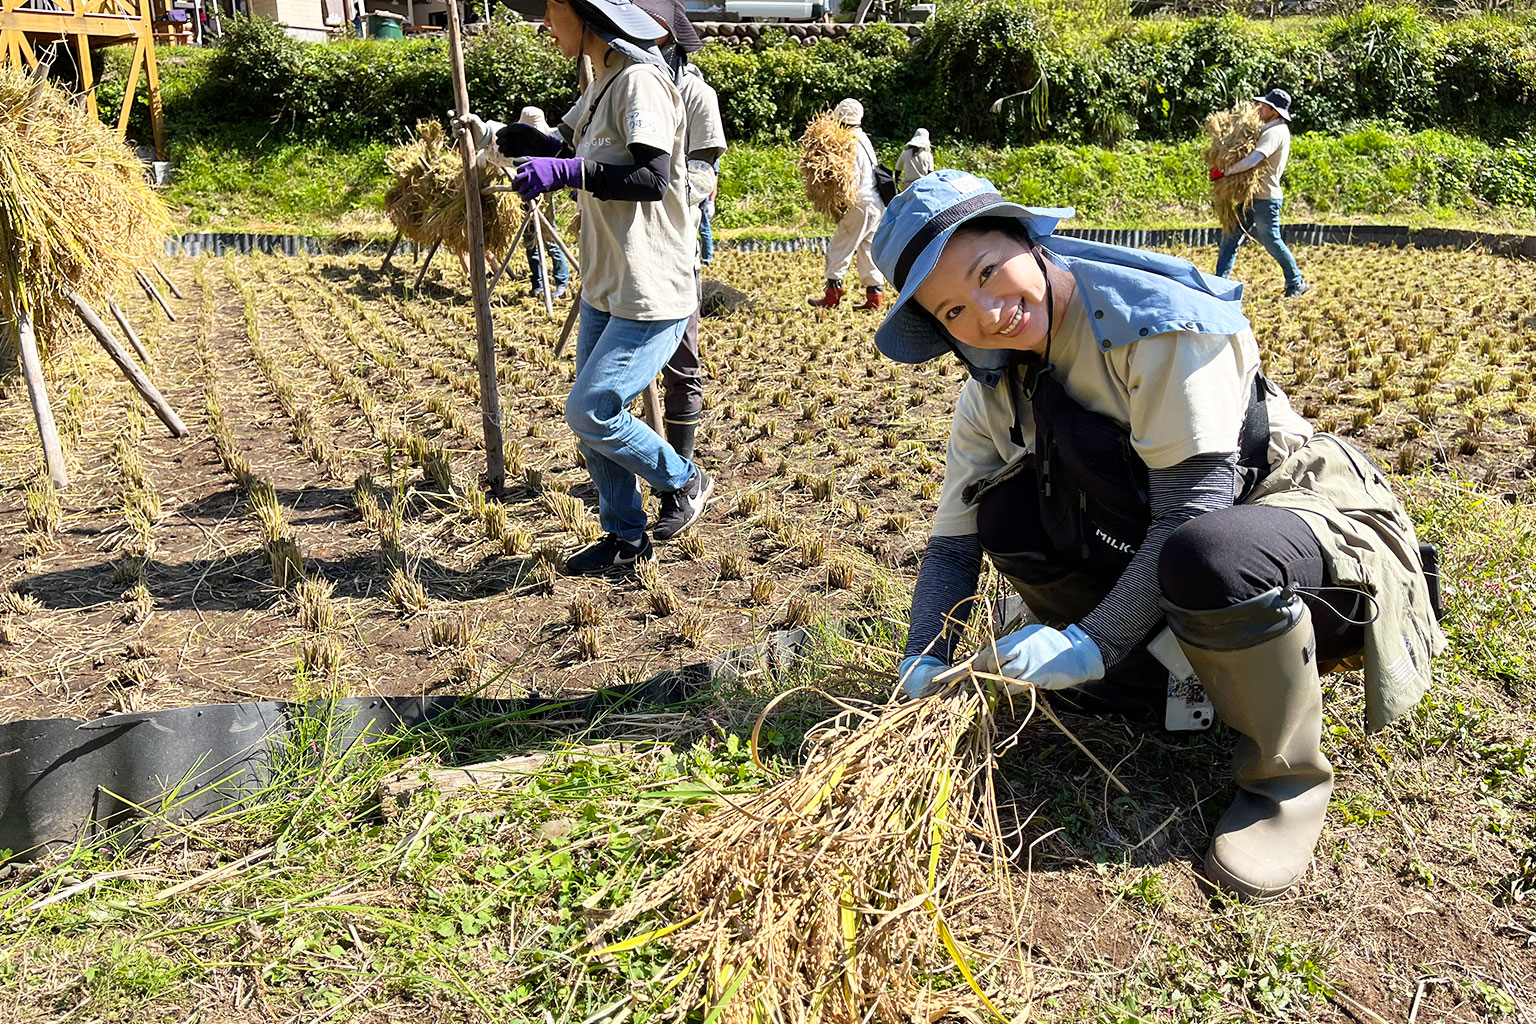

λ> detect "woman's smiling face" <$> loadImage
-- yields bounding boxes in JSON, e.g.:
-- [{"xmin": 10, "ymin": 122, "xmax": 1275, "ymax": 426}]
[{"xmin": 912, "ymin": 227, "xmax": 1051, "ymax": 354}]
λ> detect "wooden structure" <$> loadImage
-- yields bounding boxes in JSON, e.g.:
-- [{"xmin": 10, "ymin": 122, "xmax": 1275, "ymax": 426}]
[{"xmin": 0, "ymin": 0, "xmax": 166, "ymax": 159}]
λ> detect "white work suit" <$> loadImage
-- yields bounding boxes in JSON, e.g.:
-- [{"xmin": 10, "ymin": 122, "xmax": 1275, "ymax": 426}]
[{"xmin": 823, "ymin": 128, "xmax": 886, "ymax": 288}]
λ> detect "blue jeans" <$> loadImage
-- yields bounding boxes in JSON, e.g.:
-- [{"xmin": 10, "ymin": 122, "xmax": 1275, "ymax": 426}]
[
  {"xmin": 697, "ymin": 201, "xmax": 715, "ymax": 265},
  {"xmin": 569, "ymin": 303, "xmax": 694, "ymax": 540},
  {"xmin": 527, "ymin": 239, "xmax": 569, "ymax": 292},
  {"xmin": 1214, "ymin": 198, "xmax": 1304, "ymax": 293}
]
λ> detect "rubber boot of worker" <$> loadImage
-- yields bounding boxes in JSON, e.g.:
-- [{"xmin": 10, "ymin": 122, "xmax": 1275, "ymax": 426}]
[
  {"xmin": 853, "ymin": 286, "xmax": 883, "ymax": 311},
  {"xmin": 808, "ymin": 280, "xmax": 843, "ymax": 308},
  {"xmin": 665, "ymin": 420, "xmax": 698, "ymax": 465},
  {"xmin": 1164, "ymin": 587, "xmax": 1333, "ymax": 901}
]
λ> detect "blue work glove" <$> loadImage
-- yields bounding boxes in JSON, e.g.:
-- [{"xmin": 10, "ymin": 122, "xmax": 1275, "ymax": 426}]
[
  {"xmin": 497, "ymin": 121, "xmax": 565, "ymax": 159},
  {"xmin": 897, "ymin": 654, "xmax": 953, "ymax": 700},
  {"xmin": 514, "ymin": 157, "xmax": 583, "ymax": 201},
  {"xmin": 971, "ymin": 623, "xmax": 1105, "ymax": 692}
]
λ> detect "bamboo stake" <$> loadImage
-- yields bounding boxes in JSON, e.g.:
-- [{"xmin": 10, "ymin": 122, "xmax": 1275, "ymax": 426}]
[
  {"xmin": 488, "ymin": 204, "xmax": 535, "ymax": 297},
  {"xmin": 134, "ymin": 269, "xmax": 176, "ymax": 322},
  {"xmin": 446, "ymin": 0, "xmax": 505, "ymax": 492},
  {"xmin": 532, "ymin": 201, "xmax": 580, "ymax": 274},
  {"xmin": 14, "ymin": 312, "xmax": 68, "ymax": 489},
  {"xmin": 642, "ymin": 381, "xmax": 663, "ymax": 435},
  {"xmin": 108, "ymin": 299, "xmax": 153, "ymax": 365},
  {"xmin": 553, "ymin": 285, "xmax": 581, "ymax": 358},
  {"xmin": 64, "ymin": 288, "xmax": 188, "ymax": 437},
  {"xmin": 411, "ymin": 238, "xmax": 441, "ymax": 292},
  {"xmin": 149, "ymin": 259, "xmax": 185, "ymax": 300},
  {"xmin": 380, "ymin": 230, "xmax": 402, "ymax": 273},
  {"xmin": 530, "ymin": 199, "xmax": 554, "ymax": 319}
]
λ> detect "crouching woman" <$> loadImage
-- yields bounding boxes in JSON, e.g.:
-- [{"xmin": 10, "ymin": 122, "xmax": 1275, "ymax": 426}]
[{"xmin": 879, "ymin": 170, "xmax": 1444, "ymax": 900}]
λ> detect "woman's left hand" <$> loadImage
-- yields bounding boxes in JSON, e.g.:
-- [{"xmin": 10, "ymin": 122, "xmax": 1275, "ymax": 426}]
[
  {"xmin": 514, "ymin": 157, "xmax": 583, "ymax": 201},
  {"xmin": 971, "ymin": 623, "xmax": 1105, "ymax": 691}
]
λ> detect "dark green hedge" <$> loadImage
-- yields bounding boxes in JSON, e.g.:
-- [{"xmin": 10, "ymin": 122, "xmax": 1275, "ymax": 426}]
[{"xmin": 99, "ymin": 4, "xmax": 1535, "ymax": 150}]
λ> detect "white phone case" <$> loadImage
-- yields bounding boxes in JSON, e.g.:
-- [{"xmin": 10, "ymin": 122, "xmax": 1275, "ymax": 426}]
[{"xmin": 1147, "ymin": 627, "xmax": 1215, "ymax": 732}]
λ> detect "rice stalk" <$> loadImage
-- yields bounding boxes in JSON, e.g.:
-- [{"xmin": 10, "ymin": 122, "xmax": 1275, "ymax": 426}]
[
  {"xmin": 1203, "ymin": 100, "xmax": 1265, "ymax": 236},
  {"xmin": 800, "ymin": 111, "xmax": 860, "ymax": 222},
  {"xmin": 383, "ymin": 119, "xmax": 520, "ymax": 255},
  {"xmin": 0, "ymin": 66, "xmax": 170, "ymax": 334},
  {"xmin": 589, "ymin": 675, "xmax": 1032, "ymax": 1023}
]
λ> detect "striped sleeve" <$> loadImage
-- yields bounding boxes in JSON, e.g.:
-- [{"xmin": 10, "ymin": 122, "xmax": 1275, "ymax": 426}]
[
  {"xmin": 903, "ymin": 533, "xmax": 985, "ymax": 663},
  {"xmin": 1078, "ymin": 453, "xmax": 1238, "ymax": 668}
]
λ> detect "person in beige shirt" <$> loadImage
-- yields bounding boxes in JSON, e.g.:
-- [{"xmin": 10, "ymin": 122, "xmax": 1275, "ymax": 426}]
[
  {"xmin": 894, "ymin": 128, "xmax": 934, "ymax": 191},
  {"xmin": 464, "ymin": 0, "xmax": 713, "ymax": 574},
  {"xmin": 876, "ymin": 170, "xmax": 1441, "ymax": 902},
  {"xmin": 1211, "ymin": 88, "xmax": 1309, "ymax": 298}
]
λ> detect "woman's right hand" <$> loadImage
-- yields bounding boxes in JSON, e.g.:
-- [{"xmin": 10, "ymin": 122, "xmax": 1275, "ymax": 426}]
[{"xmin": 896, "ymin": 654, "xmax": 951, "ymax": 700}]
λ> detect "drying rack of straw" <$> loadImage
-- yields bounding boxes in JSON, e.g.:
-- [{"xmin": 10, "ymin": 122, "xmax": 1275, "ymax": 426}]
[
  {"xmin": 587, "ymin": 608, "xmax": 1131, "ymax": 1023},
  {"xmin": 1, "ymin": 62, "xmax": 185, "ymax": 491},
  {"xmin": 1204, "ymin": 100, "xmax": 1265, "ymax": 237}
]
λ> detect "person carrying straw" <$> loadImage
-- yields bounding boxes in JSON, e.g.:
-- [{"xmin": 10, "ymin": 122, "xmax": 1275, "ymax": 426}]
[
  {"xmin": 877, "ymin": 169, "xmax": 1443, "ymax": 900},
  {"xmin": 1209, "ymin": 88, "xmax": 1309, "ymax": 298},
  {"xmin": 460, "ymin": 0, "xmax": 712, "ymax": 573}
]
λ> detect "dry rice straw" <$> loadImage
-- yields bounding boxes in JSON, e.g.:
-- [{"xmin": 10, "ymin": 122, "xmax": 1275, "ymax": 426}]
[
  {"xmin": 800, "ymin": 111, "xmax": 860, "ymax": 223},
  {"xmin": 1203, "ymin": 100, "xmax": 1265, "ymax": 236},
  {"xmin": 384, "ymin": 119, "xmax": 520, "ymax": 255},
  {"xmin": 0, "ymin": 66, "xmax": 169, "ymax": 334}
]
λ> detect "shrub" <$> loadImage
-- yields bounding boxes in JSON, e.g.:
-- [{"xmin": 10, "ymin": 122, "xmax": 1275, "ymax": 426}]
[{"xmin": 1322, "ymin": 4, "xmax": 1442, "ymax": 126}]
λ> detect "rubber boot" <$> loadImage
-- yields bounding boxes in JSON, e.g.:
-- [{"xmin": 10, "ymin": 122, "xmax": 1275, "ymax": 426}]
[
  {"xmin": 665, "ymin": 420, "xmax": 698, "ymax": 464},
  {"xmin": 853, "ymin": 286, "xmax": 883, "ymax": 311},
  {"xmin": 1164, "ymin": 587, "xmax": 1333, "ymax": 900},
  {"xmin": 808, "ymin": 280, "xmax": 843, "ymax": 308}
]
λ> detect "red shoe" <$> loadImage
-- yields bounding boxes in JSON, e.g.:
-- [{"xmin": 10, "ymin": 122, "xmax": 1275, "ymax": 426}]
[
  {"xmin": 853, "ymin": 287, "xmax": 883, "ymax": 311},
  {"xmin": 808, "ymin": 282, "xmax": 843, "ymax": 308}
]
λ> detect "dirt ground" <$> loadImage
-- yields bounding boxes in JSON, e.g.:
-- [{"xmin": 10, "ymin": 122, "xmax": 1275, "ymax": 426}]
[{"xmin": 1, "ymin": 242, "xmax": 1534, "ymax": 1020}]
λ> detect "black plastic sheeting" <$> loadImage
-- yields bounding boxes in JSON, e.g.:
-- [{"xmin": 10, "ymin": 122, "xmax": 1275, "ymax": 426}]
[
  {"xmin": 164, "ymin": 223, "xmax": 1536, "ymax": 260},
  {"xmin": 0, "ymin": 624, "xmax": 823, "ymax": 861}
]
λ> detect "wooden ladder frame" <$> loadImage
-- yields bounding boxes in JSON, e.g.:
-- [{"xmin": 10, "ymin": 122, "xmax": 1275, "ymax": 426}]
[{"xmin": 1, "ymin": 0, "xmax": 166, "ymax": 159}]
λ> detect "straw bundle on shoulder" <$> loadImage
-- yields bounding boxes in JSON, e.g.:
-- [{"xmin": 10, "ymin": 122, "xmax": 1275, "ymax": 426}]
[
  {"xmin": 1203, "ymin": 100, "xmax": 1265, "ymax": 235},
  {"xmin": 0, "ymin": 66, "xmax": 170, "ymax": 328},
  {"xmin": 800, "ymin": 111, "xmax": 860, "ymax": 222},
  {"xmin": 590, "ymin": 681, "xmax": 1027, "ymax": 1023},
  {"xmin": 384, "ymin": 120, "xmax": 519, "ymax": 255}
]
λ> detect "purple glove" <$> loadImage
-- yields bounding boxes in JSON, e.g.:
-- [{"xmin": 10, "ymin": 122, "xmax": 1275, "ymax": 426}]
[{"xmin": 514, "ymin": 157, "xmax": 583, "ymax": 201}]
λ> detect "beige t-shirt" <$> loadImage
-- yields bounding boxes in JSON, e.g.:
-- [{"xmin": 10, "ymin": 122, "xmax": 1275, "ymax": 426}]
[
  {"xmin": 562, "ymin": 55, "xmax": 695, "ymax": 321},
  {"xmin": 679, "ymin": 68, "xmax": 727, "ymax": 164},
  {"xmin": 931, "ymin": 297, "xmax": 1313, "ymax": 537},
  {"xmin": 1251, "ymin": 120, "xmax": 1291, "ymax": 200}
]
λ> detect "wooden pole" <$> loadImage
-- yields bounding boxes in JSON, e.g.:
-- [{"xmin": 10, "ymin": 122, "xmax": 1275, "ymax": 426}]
[
  {"xmin": 108, "ymin": 299, "xmax": 153, "ymax": 365},
  {"xmin": 642, "ymin": 382, "xmax": 663, "ymax": 435},
  {"xmin": 14, "ymin": 312, "xmax": 68, "ymax": 490},
  {"xmin": 530, "ymin": 200, "xmax": 554, "ymax": 319},
  {"xmin": 64, "ymin": 289, "xmax": 188, "ymax": 437},
  {"xmin": 149, "ymin": 259, "xmax": 185, "ymax": 300},
  {"xmin": 446, "ymin": 0, "xmax": 504, "ymax": 492},
  {"xmin": 488, "ymin": 205, "xmax": 535, "ymax": 297},
  {"xmin": 411, "ymin": 237, "xmax": 441, "ymax": 291},
  {"xmin": 553, "ymin": 285, "xmax": 581, "ymax": 358},
  {"xmin": 135, "ymin": 269, "xmax": 176, "ymax": 322},
  {"xmin": 531, "ymin": 202, "xmax": 579, "ymax": 274},
  {"xmin": 380, "ymin": 230, "xmax": 402, "ymax": 272}
]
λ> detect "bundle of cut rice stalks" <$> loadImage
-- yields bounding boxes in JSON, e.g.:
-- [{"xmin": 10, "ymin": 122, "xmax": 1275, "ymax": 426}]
[
  {"xmin": 1203, "ymin": 100, "xmax": 1265, "ymax": 236},
  {"xmin": 0, "ymin": 65, "xmax": 170, "ymax": 330},
  {"xmin": 589, "ymin": 674, "xmax": 1038, "ymax": 1023},
  {"xmin": 384, "ymin": 119, "xmax": 520, "ymax": 255},
  {"xmin": 800, "ymin": 110, "xmax": 860, "ymax": 222}
]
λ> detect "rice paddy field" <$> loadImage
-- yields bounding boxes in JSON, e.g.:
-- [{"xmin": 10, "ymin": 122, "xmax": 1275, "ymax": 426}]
[{"xmin": 1, "ymin": 240, "xmax": 1534, "ymax": 1022}]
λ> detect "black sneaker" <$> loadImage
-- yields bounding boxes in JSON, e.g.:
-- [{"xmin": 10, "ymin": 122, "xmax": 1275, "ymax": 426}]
[
  {"xmin": 1285, "ymin": 281, "xmax": 1311, "ymax": 298},
  {"xmin": 564, "ymin": 533, "xmax": 653, "ymax": 576},
  {"xmin": 653, "ymin": 467, "xmax": 714, "ymax": 542}
]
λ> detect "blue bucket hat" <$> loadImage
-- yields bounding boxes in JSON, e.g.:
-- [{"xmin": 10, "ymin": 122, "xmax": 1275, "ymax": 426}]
[{"xmin": 872, "ymin": 169, "xmax": 1074, "ymax": 375}]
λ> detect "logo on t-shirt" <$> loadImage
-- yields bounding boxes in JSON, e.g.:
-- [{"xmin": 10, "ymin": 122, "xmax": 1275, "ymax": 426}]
[{"xmin": 625, "ymin": 110, "xmax": 657, "ymax": 140}]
